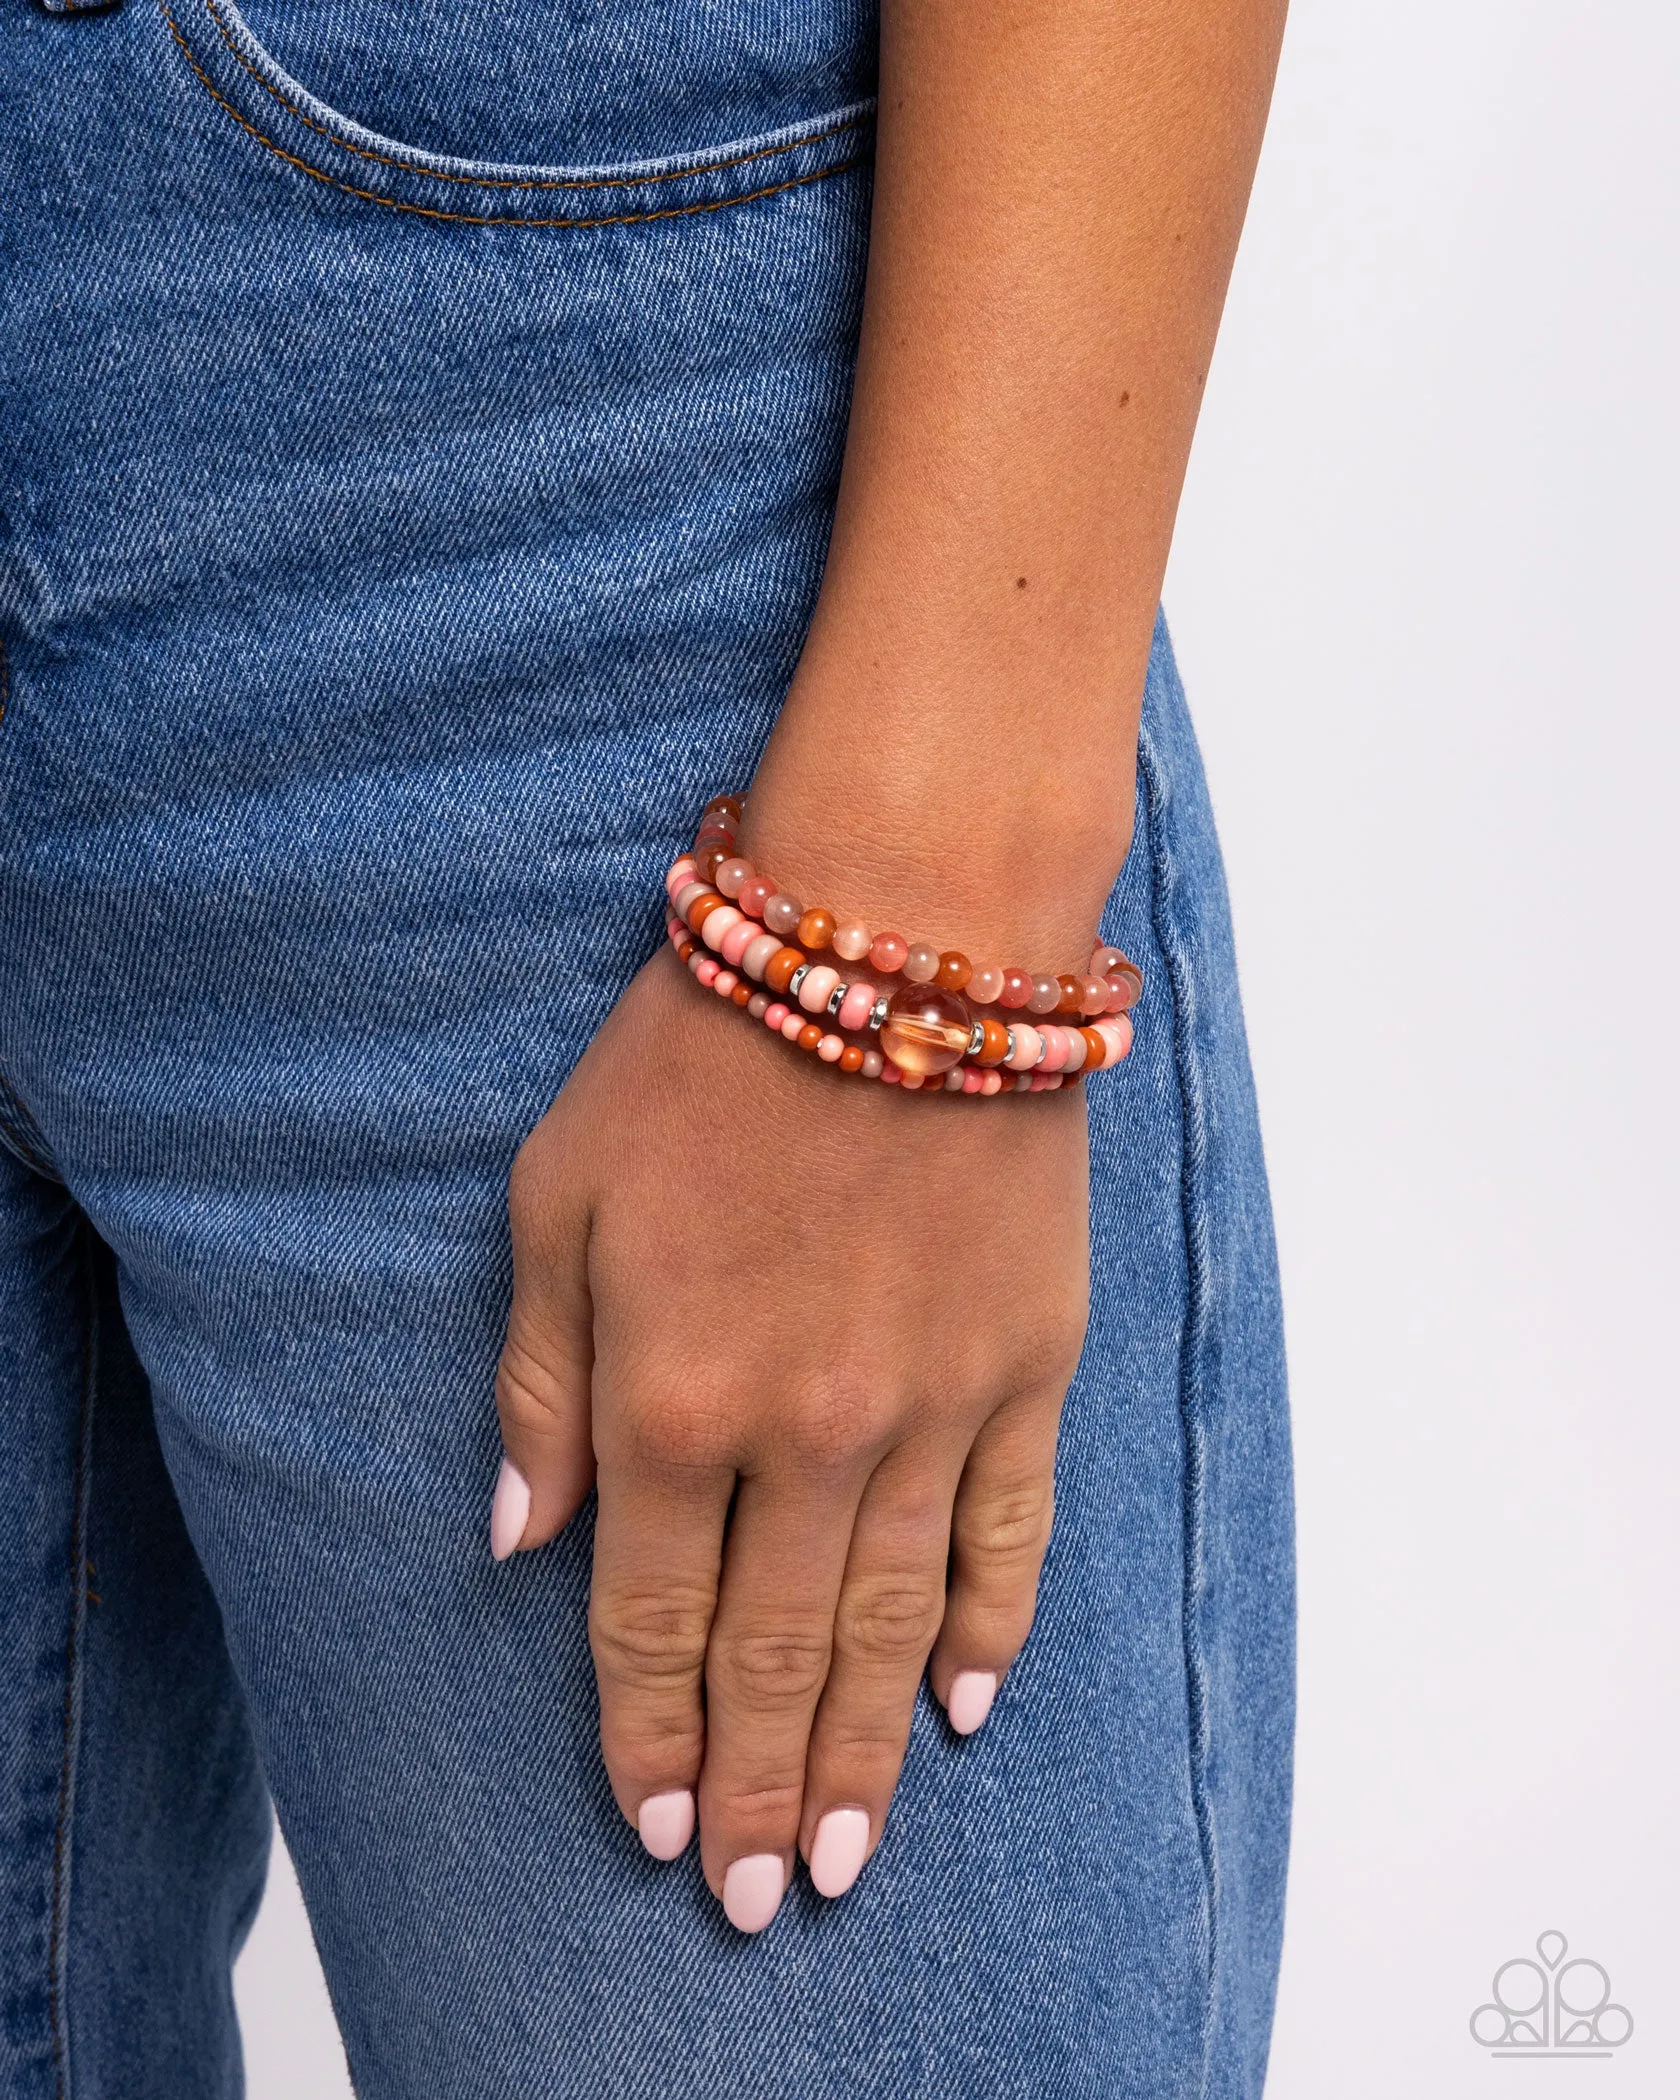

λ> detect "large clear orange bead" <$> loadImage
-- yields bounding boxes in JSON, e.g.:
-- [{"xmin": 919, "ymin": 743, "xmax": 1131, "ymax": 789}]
[{"xmin": 879, "ymin": 985, "xmax": 973, "ymax": 1075}]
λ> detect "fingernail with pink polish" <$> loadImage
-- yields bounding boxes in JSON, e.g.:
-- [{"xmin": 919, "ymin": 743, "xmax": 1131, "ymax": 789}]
[
  {"xmin": 946, "ymin": 1670, "xmax": 998, "ymax": 1736},
  {"xmin": 637, "ymin": 1791, "xmax": 695, "ymax": 1862},
  {"xmin": 722, "ymin": 1854, "xmax": 786, "ymax": 1934},
  {"xmin": 809, "ymin": 1808, "xmax": 870, "ymax": 1900},
  {"xmin": 489, "ymin": 1457, "xmax": 531, "ymax": 1561}
]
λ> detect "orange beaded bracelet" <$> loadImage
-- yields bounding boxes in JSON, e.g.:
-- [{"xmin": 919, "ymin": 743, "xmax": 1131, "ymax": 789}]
[
  {"xmin": 665, "ymin": 914, "xmax": 1129, "ymax": 1094},
  {"xmin": 663, "ymin": 795, "xmax": 1140, "ymax": 1095},
  {"xmin": 687, "ymin": 794, "xmax": 1143, "ymax": 1020}
]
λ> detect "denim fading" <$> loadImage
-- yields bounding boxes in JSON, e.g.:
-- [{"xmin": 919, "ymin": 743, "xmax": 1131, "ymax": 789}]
[{"xmin": 0, "ymin": 3, "xmax": 1294, "ymax": 2094}]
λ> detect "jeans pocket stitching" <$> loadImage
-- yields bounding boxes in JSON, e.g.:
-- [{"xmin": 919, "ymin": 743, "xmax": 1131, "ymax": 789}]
[
  {"xmin": 161, "ymin": 0, "xmax": 875, "ymax": 228},
  {"xmin": 204, "ymin": 0, "xmax": 870, "ymax": 195}
]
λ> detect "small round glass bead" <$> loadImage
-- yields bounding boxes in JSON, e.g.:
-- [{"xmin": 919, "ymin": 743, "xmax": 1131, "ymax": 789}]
[{"xmin": 1105, "ymin": 970, "xmax": 1140, "ymax": 1012}]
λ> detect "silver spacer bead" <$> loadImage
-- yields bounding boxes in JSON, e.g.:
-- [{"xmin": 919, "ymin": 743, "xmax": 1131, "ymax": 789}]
[
  {"xmin": 966, "ymin": 1021, "xmax": 986, "ymax": 1058},
  {"xmin": 1032, "ymin": 1030, "xmax": 1049, "ymax": 1066},
  {"xmin": 826, "ymin": 981, "xmax": 849, "ymax": 1018},
  {"xmin": 786, "ymin": 964, "xmax": 810, "ymax": 1000},
  {"xmin": 868, "ymin": 995, "xmax": 890, "ymax": 1033}
]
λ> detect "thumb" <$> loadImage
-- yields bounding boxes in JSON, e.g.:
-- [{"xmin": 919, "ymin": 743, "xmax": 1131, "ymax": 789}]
[{"xmin": 492, "ymin": 1150, "xmax": 595, "ymax": 1557}]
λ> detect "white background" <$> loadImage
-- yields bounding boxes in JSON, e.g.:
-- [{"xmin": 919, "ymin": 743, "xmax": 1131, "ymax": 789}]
[{"xmin": 233, "ymin": 2, "xmax": 1680, "ymax": 2090}]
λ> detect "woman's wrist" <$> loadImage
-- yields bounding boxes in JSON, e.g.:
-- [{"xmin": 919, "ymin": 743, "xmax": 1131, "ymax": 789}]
[{"xmin": 740, "ymin": 628, "xmax": 1142, "ymax": 970}]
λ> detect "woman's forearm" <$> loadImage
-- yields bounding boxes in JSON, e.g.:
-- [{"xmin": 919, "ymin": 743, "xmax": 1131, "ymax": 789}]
[
  {"xmin": 745, "ymin": 0, "xmax": 1287, "ymax": 956},
  {"xmin": 497, "ymin": 0, "xmax": 1288, "ymax": 1930}
]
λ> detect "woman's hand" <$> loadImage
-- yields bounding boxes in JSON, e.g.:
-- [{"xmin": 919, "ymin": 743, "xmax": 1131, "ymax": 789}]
[
  {"xmin": 489, "ymin": 0, "xmax": 1289, "ymax": 1933},
  {"xmin": 493, "ymin": 949, "xmax": 1090, "ymax": 1930}
]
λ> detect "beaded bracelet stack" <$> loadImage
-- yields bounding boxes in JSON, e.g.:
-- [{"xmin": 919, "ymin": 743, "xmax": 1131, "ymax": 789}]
[{"xmin": 664, "ymin": 795, "xmax": 1143, "ymax": 1097}]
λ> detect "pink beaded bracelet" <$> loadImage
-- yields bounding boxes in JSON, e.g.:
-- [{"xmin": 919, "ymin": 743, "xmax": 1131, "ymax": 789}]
[
  {"xmin": 666, "ymin": 915, "xmax": 1130, "ymax": 1093},
  {"xmin": 661, "ymin": 793, "xmax": 1140, "ymax": 1096}
]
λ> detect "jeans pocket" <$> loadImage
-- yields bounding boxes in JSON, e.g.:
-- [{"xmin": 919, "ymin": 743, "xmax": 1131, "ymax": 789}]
[{"xmin": 160, "ymin": 0, "xmax": 875, "ymax": 228}]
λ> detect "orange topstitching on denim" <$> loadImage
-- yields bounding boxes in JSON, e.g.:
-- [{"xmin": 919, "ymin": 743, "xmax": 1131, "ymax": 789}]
[
  {"xmin": 162, "ymin": 0, "xmax": 869, "ymax": 226},
  {"xmin": 202, "ymin": 0, "xmax": 870, "ymax": 194}
]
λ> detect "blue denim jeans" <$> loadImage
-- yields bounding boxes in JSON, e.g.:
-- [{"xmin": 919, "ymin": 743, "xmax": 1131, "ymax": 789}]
[{"xmin": 0, "ymin": 4, "xmax": 1294, "ymax": 2095}]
